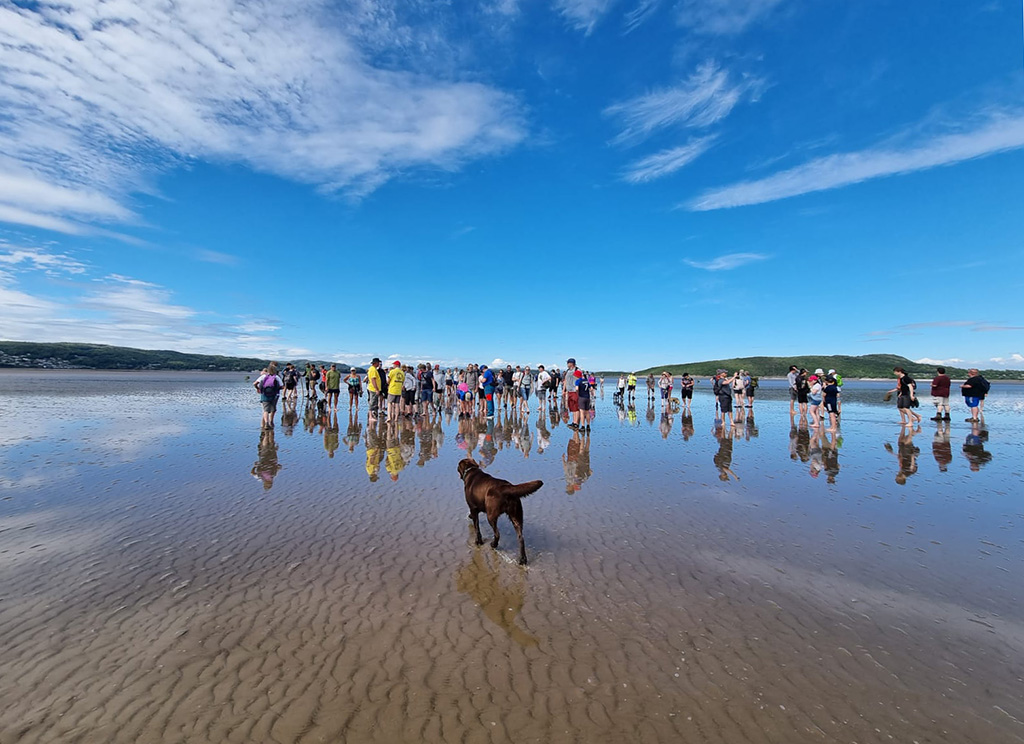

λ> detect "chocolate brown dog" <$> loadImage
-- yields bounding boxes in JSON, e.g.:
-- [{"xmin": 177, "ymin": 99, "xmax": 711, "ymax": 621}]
[{"xmin": 458, "ymin": 457, "xmax": 543, "ymax": 565}]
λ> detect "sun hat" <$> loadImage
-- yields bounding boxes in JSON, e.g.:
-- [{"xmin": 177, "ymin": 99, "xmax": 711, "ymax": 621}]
[
  {"xmin": 814, "ymin": 368, "xmax": 824, "ymax": 375},
  {"xmin": 371, "ymin": 357, "xmax": 381, "ymax": 364}
]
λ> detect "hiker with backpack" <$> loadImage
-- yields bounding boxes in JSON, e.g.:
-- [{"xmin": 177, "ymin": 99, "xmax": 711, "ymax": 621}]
[
  {"xmin": 713, "ymin": 370, "xmax": 737, "ymax": 428},
  {"xmin": 254, "ymin": 362, "xmax": 283, "ymax": 429},
  {"xmin": 961, "ymin": 369, "xmax": 990, "ymax": 422}
]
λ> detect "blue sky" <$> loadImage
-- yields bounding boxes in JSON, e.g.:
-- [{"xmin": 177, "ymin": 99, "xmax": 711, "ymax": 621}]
[{"xmin": 0, "ymin": 0, "xmax": 1022, "ymax": 371}]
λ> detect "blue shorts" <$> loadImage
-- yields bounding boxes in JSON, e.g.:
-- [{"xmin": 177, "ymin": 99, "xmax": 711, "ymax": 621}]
[
  {"xmin": 965, "ymin": 396, "xmax": 980, "ymax": 408},
  {"xmin": 420, "ymin": 389, "xmax": 433, "ymax": 402},
  {"xmin": 521, "ymin": 386, "xmax": 530, "ymax": 400}
]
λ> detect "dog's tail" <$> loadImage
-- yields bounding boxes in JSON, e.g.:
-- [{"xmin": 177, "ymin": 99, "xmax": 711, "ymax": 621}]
[{"xmin": 502, "ymin": 479, "xmax": 543, "ymax": 498}]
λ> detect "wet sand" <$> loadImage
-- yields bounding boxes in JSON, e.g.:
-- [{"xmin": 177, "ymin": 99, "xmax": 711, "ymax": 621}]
[{"xmin": 1, "ymin": 372, "xmax": 1023, "ymax": 743}]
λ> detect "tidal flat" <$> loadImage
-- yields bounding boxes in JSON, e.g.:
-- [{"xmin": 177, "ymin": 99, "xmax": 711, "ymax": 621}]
[{"xmin": 1, "ymin": 370, "xmax": 1022, "ymax": 744}]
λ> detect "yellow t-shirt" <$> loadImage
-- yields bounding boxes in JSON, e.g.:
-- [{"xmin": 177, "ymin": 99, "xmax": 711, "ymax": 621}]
[
  {"xmin": 627, "ymin": 374, "xmax": 637, "ymax": 386},
  {"xmin": 367, "ymin": 365, "xmax": 381, "ymax": 393},
  {"xmin": 387, "ymin": 366, "xmax": 406, "ymax": 395}
]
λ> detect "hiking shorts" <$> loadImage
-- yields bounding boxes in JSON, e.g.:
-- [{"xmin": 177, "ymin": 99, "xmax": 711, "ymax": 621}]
[{"xmin": 567, "ymin": 392, "xmax": 579, "ymax": 413}]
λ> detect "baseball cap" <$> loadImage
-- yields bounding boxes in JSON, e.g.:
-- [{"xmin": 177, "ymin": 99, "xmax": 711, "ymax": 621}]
[
  {"xmin": 567, "ymin": 358, "xmax": 576, "ymax": 364},
  {"xmin": 828, "ymin": 369, "xmax": 836, "ymax": 374},
  {"xmin": 574, "ymin": 369, "xmax": 583, "ymax": 378},
  {"xmin": 392, "ymin": 360, "xmax": 401, "ymax": 366}
]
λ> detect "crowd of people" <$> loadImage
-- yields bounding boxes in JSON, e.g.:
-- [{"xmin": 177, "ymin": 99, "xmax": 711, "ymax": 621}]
[
  {"xmin": 251, "ymin": 360, "xmax": 993, "ymax": 433},
  {"xmin": 248, "ymin": 359, "xmax": 996, "ymax": 491}
]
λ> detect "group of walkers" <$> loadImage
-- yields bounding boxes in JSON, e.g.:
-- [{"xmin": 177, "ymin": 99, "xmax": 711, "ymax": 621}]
[
  {"xmin": 886, "ymin": 365, "xmax": 991, "ymax": 426},
  {"xmin": 252, "ymin": 359, "xmax": 995, "ymax": 433}
]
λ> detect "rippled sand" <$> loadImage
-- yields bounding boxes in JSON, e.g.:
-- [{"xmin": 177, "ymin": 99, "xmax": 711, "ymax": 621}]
[{"xmin": 2, "ymin": 372, "xmax": 1023, "ymax": 743}]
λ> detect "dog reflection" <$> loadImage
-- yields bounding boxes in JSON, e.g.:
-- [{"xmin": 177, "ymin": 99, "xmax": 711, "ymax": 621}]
[{"xmin": 455, "ymin": 547, "xmax": 538, "ymax": 647}]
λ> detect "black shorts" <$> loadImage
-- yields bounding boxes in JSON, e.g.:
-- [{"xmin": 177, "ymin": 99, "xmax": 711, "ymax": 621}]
[
  {"xmin": 680, "ymin": 389, "xmax": 692, "ymax": 399},
  {"xmin": 402, "ymin": 390, "xmax": 416, "ymax": 404},
  {"xmin": 825, "ymin": 400, "xmax": 839, "ymax": 414},
  {"xmin": 578, "ymin": 396, "xmax": 591, "ymax": 411},
  {"xmin": 718, "ymin": 396, "xmax": 733, "ymax": 413}
]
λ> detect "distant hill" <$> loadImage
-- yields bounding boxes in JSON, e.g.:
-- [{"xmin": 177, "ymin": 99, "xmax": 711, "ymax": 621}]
[
  {"xmin": 0, "ymin": 341, "xmax": 363, "ymax": 373},
  {"xmin": 622, "ymin": 354, "xmax": 1022, "ymax": 380}
]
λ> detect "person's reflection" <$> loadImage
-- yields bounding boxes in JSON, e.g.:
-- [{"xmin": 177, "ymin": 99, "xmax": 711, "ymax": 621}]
[
  {"xmin": 931, "ymin": 420, "xmax": 952, "ymax": 472},
  {"xmin": 627, "ymin": 403, "xmax": 638, "ymax": 426},
  {"xmin": 821, "ymin": 430, "xmax": 840, "ymax": 484},
  {"xmin": 563, "ymin": 428, "xmax": 581, "ymax": 493},
  {"xmin": 659, "ymin": 411, "xmax": 672, "ymax": 439},
  {"xmin": 251, "ymin": 427, "xmax": 282, "ymax": 489},
  {"xmin": 712, "ymin": 423, "xmax": 738, "ymax": 482},
  {"xmin": 384, "ymin": 423, "xmax": 407, "ymax": 481},
  {"xmin": 743, "ymin": 411, "xmax": 759, "ymax": 440},
  {"xmin": 808, "ymin": 427, "xmax": 824, "ymax": 479},
  {"xmin": 680, "ymin": 413, "xmax": 694, "ymax": 442},
  {"xmin": 303, "ymin": 401, "xmax": 317, "ymax": 434},
  {"xmin": 344, "ymin": 410, "xmax": 362, "ymax": 453},
  {"xmin": 280, "ymin": 399, "xmax": 299, "ymax": 436},
  {"xmin": 790, "ymin": 415, "xmax": 811, "ymax": 463},
  {"xmin": 884, "ymin": 426, "xmax": 920, "ymax": 485},
  {"xmin": 323, "ymin": 411, "xmax": 340, "ymax": 458},
  {"xmin": 478, "ymin": 418, "xmax": 498, "ymax": 468},
  {"xmin": 646, "ymin": 404, "xmax": 656, "ymax": 427},
  {"xmin": 518, "ymin": 420, "xmax": 532, "ymax": 458},
  {"xmin": 535, "ymin": 411, "xmax": 551, "ymax": 454},
  {"xmin": 364, "ymin": 418, "xmax": 385, "ymax": 482},
  {"xmin": 962, "ymin": 421, "xmax": 992, "ymax": 471},
  {"xmin": 615, "ymin": 398, "xmax": 626, "ymax": 424},
  {"xmin": 455, "ymin": 548, "xmax": 538, "ymax": 647}
]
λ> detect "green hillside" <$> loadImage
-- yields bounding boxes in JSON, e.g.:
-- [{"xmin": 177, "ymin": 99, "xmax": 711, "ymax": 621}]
[
  {"xmin": 626, "ymin": 354, "xmax": 1022, "ymax": 380},
  {"xmin": 0, "ymin": 341, "xmax": 361, "ymax": 372}
]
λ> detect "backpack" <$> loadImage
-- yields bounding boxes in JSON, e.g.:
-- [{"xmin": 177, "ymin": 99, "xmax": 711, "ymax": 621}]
[
  {"xmin": 979, "ymin": 377, "xmax": 991, "ymax": 394},
  {"xmin": 309, "ymin": 368, "xmax": 320, "ymax": 382},
  {"xmin": 712, "ymin": 377, "xmax": 725, "ymax": 396},
  {"xmin": 260, "ymin": 374, "xmax": 280, "ymax": 396}
]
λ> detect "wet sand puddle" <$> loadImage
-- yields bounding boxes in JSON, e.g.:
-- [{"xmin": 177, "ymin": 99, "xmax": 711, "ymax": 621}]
[{"xmin": 1, "ymin": 372, "xmax": 1023, "ymax": 743}]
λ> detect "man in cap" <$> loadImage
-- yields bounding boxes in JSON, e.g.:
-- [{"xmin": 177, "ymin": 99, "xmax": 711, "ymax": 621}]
[
  {"xmin": 565, "ymin": 358, "xmax": 580, "ymax": 427},
  {"xmin": 366, "ymin": 358, "xmax": 383, "ymax": 418}
]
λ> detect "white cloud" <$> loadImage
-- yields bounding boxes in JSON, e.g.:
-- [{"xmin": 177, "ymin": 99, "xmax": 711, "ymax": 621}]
[
  {"xmin": 684, "ymin": 252, "xmax": 769, "ymax": 271},
  {"xmin": 555, "ymin": 0, "xmax": 619, "ymax": 33},
  {"xmin": 623, "ymin": 136, "xmax": 717, "ymax": 183},
  {"xmin": 0, "ymin": 1, "xmax": 525, "ymax": 232},
  {"xmin": 688, "ymin": 108, "xmax": 1024, "ymax": 211},
  {"xmin": 0, "ymin": 245, "xmax": 87, "ymax": 275},
  {"xmin": 197, "ymin": 250, "xmax": 239, "ymax": 266},
  {"xmin": 605, "ymin": 61, "xmax": 761, "ymax": 145},
  {"xmin": 623, "ymin": 0, "xmax": 663, "ymax": 32},
  {"xmin": 915, "ymin": 357, "xmax": 965, "ymax": 366},
  {"xmin": 676, "ymin": 0, "xmax": 785, "ymax": 36}
]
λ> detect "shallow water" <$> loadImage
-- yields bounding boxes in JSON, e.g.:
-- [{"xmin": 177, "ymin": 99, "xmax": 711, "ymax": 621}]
[{"xmin": 2, "ymin": 370, "xmax": 1023, "ymax": 743}]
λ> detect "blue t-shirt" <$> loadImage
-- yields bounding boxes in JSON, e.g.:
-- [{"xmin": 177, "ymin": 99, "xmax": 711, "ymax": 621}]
[
  {"xmin": 576, "ymin": 376, "xmax": 591, "ymax": 397},
  {"xmin": 481, "ymin": 368, "xmax": 494, "ymax": 387}
]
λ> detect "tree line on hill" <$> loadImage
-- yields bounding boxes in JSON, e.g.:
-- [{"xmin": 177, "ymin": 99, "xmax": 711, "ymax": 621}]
[
  {"xmin": 0, "ymin": 341, "xmax": 361, "ymax": 373},
  {"xmin": 627, "ymin": 354, "xmax": 1022, "ymax": 380}
]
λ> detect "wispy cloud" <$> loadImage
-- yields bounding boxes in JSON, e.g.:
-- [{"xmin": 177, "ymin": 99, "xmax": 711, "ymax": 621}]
[
  {"xmin": 0, "ymin": 244, "xmax": 88, "ymax": 275},
  {"xmin": 555, "ymin": 0, "xmax": 619, "ymax": 34},
  {"xmin": 606, "ymin": 62, "xmax": 762, "ymax": 145},
  {"xmin": 684, "ymin": 252, "xmax": 769, "ymax": 271},
  {"xmin": 623, "ymin": 0, "xmax": 663, "ymax": 32},
  {"xmin": 676, "ymin": 0, "xmax": 786, "ymax": 36},
  {"xmin": 622, "ymin": 136, "xmax": 717, "ymax": 183},
  {"xmin": 974, "ymin": 325, "xmax": 1024, "ymax": 332},
  {"xmin": 687, "ymin": 108, "xmax": 1024, "ymax": 211},
  {"xmin": 0, "ymin": 1, "xmax": 525, "ymax": 233},
  {"xmin": 915, "ymin": 357, "xmax": 965, "ymax": 366},
  {"xmin": 197, "ymin": 250, "xmax": 240, "ymax": 266}
]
